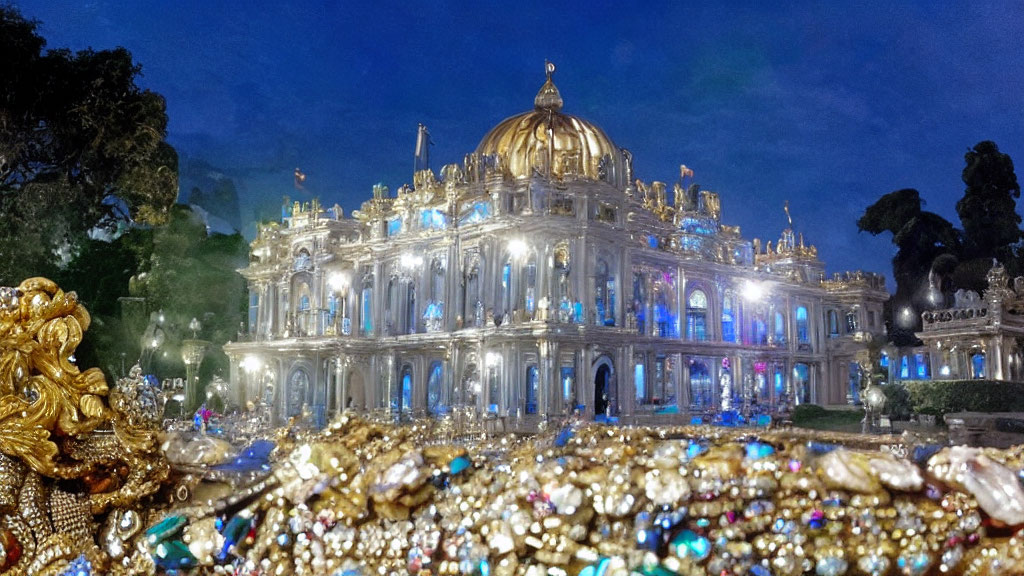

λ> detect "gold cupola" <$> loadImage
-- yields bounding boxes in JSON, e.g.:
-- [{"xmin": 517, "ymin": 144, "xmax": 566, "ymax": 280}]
[{"xmin": 474, "ymin": 62, "xmax": 628, "ymax": 187}]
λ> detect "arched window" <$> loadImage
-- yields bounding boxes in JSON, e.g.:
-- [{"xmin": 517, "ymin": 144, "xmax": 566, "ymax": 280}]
[
  {"xmin": 500, "ymin": 258, "xmax": 513, "ymax": 316},
  {"xmin": 386, "ymin": 278, "xmax": 400, "ymax": 335},
  {"xmin": 463, "ymin": 260, "xmax": 481, "ymax": 327},
  {"xmin": 287, "ymin": 369, "xmax": 309, "ymax": 418},
  {"xmin": 406, "ymin": 283, "xmax": 417, "ymax": 334},
  {"xmin": 294, "ymin": 248, "xmax": 311, "ymax": 270},
  {"xmin": 796, "ymin": 306, "xmax": 809, "ymax": 343},
  {"xmin": 971, "ymin": 352, "xmax": 985, "ymax": 379},
  {"xmin": 686, "ymin": 289, "xmax": 708, "ymax": 341},
  {"xmin": 524, "ymin": 254, "xmax": 537, "ymax": 313},
  {"xmin": 632, "ymin": 271, "xmax": 646, "ymax": 335},
  {"xmin": 486, "ymin": 355, "xmax": 502, "ymax": 414},
  {"xmin": 361, "ymin": 283, "xmax": 373, "ymax": 335},
  {"xmin": 654, "ymin": 283, "xmax": 675, "ymax": 337},
  {"xmin": 525, "ymin": 365, "xmax": 538, "ymax": 414},
  {"xmin": 427, "ymin": 361, "xmax": 444, "ymax": 415},
  {"xmin": 773, "ymin": 310, "xmax": 786, "ymax": 345},
  {"xmin": 594, "ymin": 258, "xmax": 615, "ymax": 326},
  {"xmin": 793, "ymin": 363, "xmax": 810, "ymax": 405},
  {"xmin": 397, "ymin": 364, "xmax": 413, "ymax": 415},
  {"xmin": 688, "ymin": 359, "xmax": 712, "ymax": 409},
  {"xmin": 721, "ymin": 292, "xmax": 736, "ymax": 343}
]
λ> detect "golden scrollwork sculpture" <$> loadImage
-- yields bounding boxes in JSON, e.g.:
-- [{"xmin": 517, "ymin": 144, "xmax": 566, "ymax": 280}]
[{"xmin": 0, "ymin": 278, "xmax": 168, "ymax": 576}]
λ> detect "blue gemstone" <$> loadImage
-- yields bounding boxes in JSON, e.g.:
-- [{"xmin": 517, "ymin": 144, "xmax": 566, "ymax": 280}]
[
  {"xmin": 750, "ymin": 565, "xmax": 772, "ymax": 576},
  {"xmin": 807, "ymin": 442, "xmax": 839, "ymax": 455},
  {"xmin": 479, "ymin": 559, "xmax": 490, "ymax": 576},
  {"xmin": 685, "ymin": 441, "xmax": 706, "ymax": 459},
  {"xmin": 219, "ymin": 514, "xmax": 252, "ymax": 558},
  {"xmin": 450, "ymin": 455, "xmax": 471, "ymax": 475},
  {"xmin": 745, "ymin": 441, "xmax": 775, "ymax": 460},
  {"xmin": 913, "ymin": 445, "xmax": 943, "ymax": 465},
  {"xmin": 555, "ymin": 427, "xmax": 574, "ymax": 447}
]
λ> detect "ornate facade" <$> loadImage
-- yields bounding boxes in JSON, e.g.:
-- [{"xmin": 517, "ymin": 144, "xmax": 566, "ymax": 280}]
[
  {"xmin": 911, "ymin": 261, "xmax": 1024, "ymax": 381},
  {"xmin": 224, "ymin": 67, "xmax": 887, "ymax": 428}
]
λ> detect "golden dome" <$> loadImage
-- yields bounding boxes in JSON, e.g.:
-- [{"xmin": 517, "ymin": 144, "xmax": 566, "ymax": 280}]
[{"xmin": 474, "ymin": 63, "xmax": 627, "ymax": 186}]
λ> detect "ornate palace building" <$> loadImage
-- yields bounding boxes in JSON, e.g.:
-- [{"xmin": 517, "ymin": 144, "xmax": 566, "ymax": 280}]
[{"xmin": 224, "ymin": 67, "xmax": 887, "ymax": 428}]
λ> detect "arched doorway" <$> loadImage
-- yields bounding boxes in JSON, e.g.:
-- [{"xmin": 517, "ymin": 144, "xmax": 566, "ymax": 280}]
[
  {"xmin": 594, "ymin": 364, "xmax": 611, "ymax": 418},
  {"xmin": 347, "ymin": 370, "xmax": 365, "ymax": 410}
]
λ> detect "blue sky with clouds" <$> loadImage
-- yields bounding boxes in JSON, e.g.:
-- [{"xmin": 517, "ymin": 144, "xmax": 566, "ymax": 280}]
[{"xmin": 13, "ymin": 1, "xmax": 1024, "ymax": 287}]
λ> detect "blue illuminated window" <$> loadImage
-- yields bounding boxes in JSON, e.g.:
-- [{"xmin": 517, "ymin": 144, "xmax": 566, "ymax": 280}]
[
  {"xmin": 387, "ymin": 217, "xmax": 402, "ymax": 236},
  {"xmin": 915, "ymin": 353, "xmax": 929, "ymax": 379},
  {"xmin": 634, "ymin": 363, "xmax": 645, "ymax": 402},
  {"xmin": 796, "ymin": 306, "xmax": 809, "ymax": 342},
  {"xmin": 420, "ymin": 209, "xmax": 447, "ymax": 230},
  {"xmin": 459, "ymin": 201, "xmax": 492, "ymax": 226},
  {"xmin": 526, "ymin": 365, "xmax": 538, "ymax": 414},
  {"xmin": 721, "ymin": 293, "xmax": 736, "ymax": 343},
  {"xmin": 900, "ymin": 356, "xmax": 909, "ymax": 379},
  {"xmin": 427, "ymin": 362, "xmax": 443, "ymax": 415},
  {"xmin": 686, "ymin": 290, "xmax": 708, "ymax": 341},
  {"xmin": 361, "ymin": 287, "xmax": 373, "ymax": 334}
]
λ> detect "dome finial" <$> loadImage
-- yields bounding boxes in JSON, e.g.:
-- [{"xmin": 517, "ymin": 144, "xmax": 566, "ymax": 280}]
[{"xmin": 535, "ymin": 60, "xmax": 563, "ymax": 112}]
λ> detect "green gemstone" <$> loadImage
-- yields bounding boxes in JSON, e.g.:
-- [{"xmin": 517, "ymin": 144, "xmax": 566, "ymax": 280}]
[
  {"xmin": 145, "ymin": 515, "xmax": 187, "ymax": 545},
  {"xmin": 153, "ymin": 539, "xmax": 197, "ymax": 570},
  {"xmin": 671, "ymin": 529, "xmax": 711, "ymax": 562}
]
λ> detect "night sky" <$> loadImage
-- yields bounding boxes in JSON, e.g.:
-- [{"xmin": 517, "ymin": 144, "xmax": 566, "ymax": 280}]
[{"xmin": 13, "ymin": 1, "xmax": 1024, "ymax": 288}]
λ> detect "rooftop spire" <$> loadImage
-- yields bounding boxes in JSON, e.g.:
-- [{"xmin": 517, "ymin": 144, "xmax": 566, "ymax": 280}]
[{"xmin": 534, "ymin": 60, "xmax": 563, "ymax": 112}]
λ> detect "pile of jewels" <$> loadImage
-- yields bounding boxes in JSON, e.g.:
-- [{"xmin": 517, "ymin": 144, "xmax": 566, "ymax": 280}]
[{"xmin": 129, "ymin": 417, "xmax": 1024, "ymax": 576}]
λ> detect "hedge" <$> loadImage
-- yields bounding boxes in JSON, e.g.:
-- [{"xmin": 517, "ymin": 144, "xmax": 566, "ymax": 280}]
[{"xmin": 904, "ymin": 380, "xmax": 1024, "ymax": 417}]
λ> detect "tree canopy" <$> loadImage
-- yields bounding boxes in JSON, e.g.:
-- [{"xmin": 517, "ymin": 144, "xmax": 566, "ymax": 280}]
[
  {"xmin": 860, "ymin": 142, "xmax": 1022, "ymax": 346},
  {"xmin": 0, "ymin": 6, "xmax": 177, "ymax": 283},
  {"xmin": 957, "ymin": 141, "xmax": 1021, "ymax": 261}
]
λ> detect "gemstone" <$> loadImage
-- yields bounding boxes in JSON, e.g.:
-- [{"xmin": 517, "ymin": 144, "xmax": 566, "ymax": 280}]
[
  {"xmin": 815, "ymin": 556, "xmax": 848, "ymax": 576},
  {"xmin": 58, "ymin": 554, "xmax": 92, "ymax": 576},
  {"xmin": 554, "ymin": 426, "xmax": 574, "ymax": 447},
  {"xmin": 671, "ymin": 529, "xmax": 711, "ymax": 562},
  {"xmin": 750, "ymin": 565, "xmax": 772, "ymax": 576},
  {"xmin": 685, "ymin": 441, "xmax": 706, "ymax": 459},
  {"xmin": 896, "ymin": 552, "xmax": 931, "ymax": 576},
  {"xmin": 857, "ymin": 554, "xmax": 889, "ymax": 576},
  {"xmin": 153, "ymin": 539, "xmax": 197, "ymax": 570},
  {"xmin": 449, "ymin": 455, "xmax": 471, "ymax": 475},
  {"xmin": 788, "ymin": 459, "xmax": 802, "ymax": 472},
  {"xmin": 0, "ymin": 529, "xmax": 21, "ymax": 569},
  {"xmin": 745, "ymin": 441, "xmax": 775, "ymax": 460},
  {"xmin": 145, "ymin": 515, "xmax": 188, "ymax": 545},
  {"xmin": 940, "ymin": 546, "xmax": 964, "ymax": 571},
  {"xmin": 220, "ymin": 514, "xmax": 252, "ymax": 558},
  {"xmin": 806, "ymin": 509, "xmax": 826, "ymax": 530}
]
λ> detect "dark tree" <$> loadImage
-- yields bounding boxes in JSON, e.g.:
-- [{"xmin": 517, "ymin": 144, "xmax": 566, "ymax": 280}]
[
  {"xmin": 858, "ymin": 189, "xmax": 960, "ymax": 345},
  {"xmin": 956, "ymin": 141, "xmax": 1021, "ymax": 261},
  {"xmin": 132, "ymin": 205, "xmax": 249, "ymax": 387},
  {"xmin": 0, "ymin": 6, "xmax": 177, "ymax": 283}
]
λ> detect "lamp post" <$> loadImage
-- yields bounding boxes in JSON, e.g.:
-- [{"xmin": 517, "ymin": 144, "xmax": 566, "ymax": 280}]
[{"xmin": 182, "ymin": 317, "xmax": 210, "ymax": 413}]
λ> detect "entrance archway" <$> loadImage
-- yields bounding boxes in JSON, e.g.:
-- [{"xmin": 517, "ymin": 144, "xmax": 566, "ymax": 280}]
[{"xmin": 594, "ymin": 364, "xmax": 611, "ymax": 417}]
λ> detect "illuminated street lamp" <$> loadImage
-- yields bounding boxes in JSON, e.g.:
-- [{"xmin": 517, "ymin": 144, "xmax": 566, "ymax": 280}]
[{"xmin": 182, "ymin": 317, "xmax": 210, "ymax": 413}]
